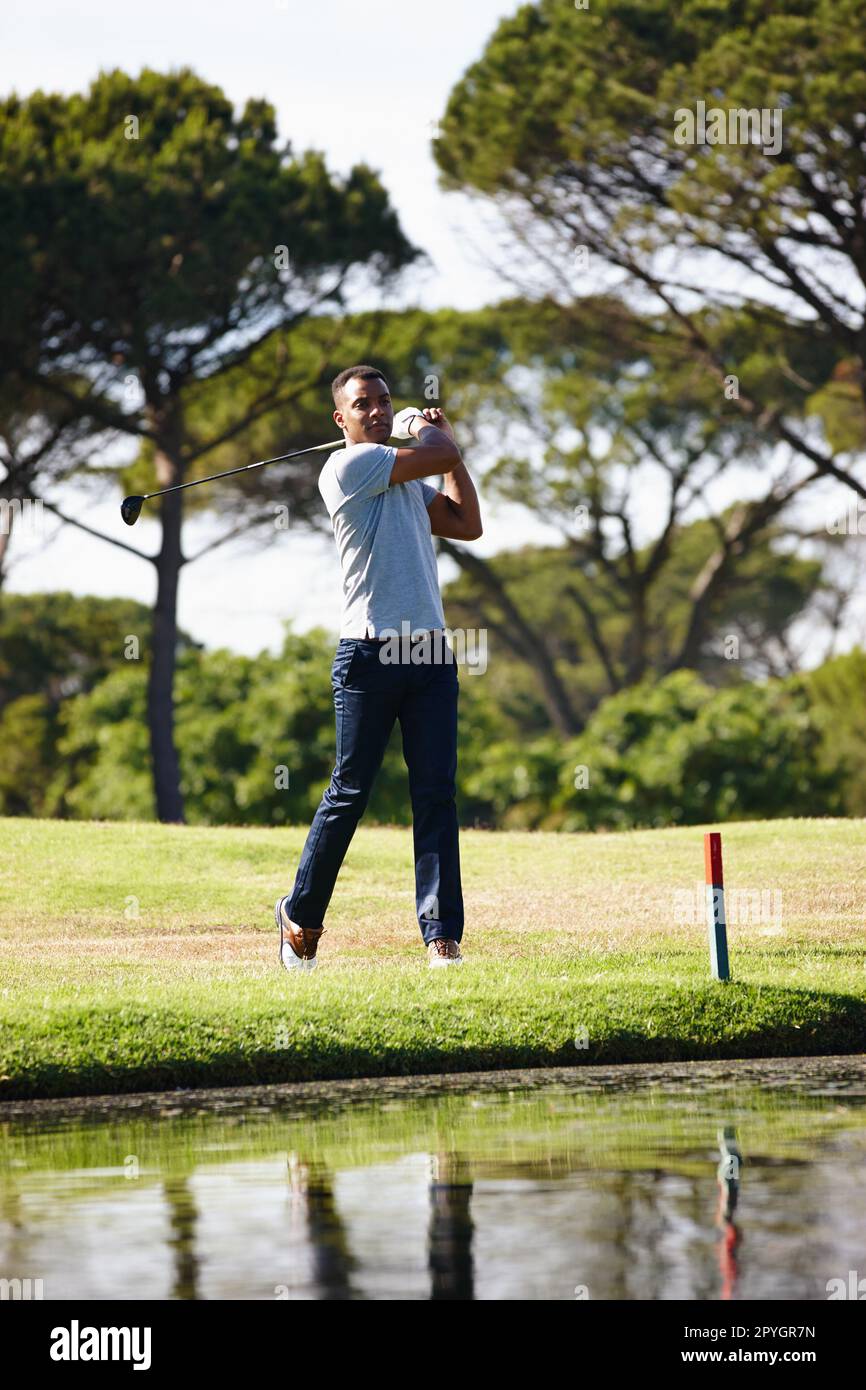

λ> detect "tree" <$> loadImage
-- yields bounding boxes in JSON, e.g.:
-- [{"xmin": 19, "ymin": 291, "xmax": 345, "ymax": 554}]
[
  {"xmin": 53, "ymin": 626, "xmax": 429, "ymax": 826},
  {"xmin": 432, "ymin": 0, "xmax": 866, "ymax": 506},
  {"xmin": 0, "ymin": 591, "xmax": 177, "ymax": 711},
  {"xmin": 0, "ymin": 592, "xmax": 198, "ymax": 818},
  {"xmin": 795, "ymin": 648, "xmax": 866, "ymax": 814},
  {"xmin": 555, "ymin": 669, "xmax": 843, "ymax": 830},
  {"xmin": 0, "ymin": 374, "xmax": 115, "ymax": 586},
  {"xmin": 0, "ymin": 695, "xmax": 56, "ymax": 816},
  {"xmin": 0, "ymin": 67, "xmax": 420, "ymax": 820},
  {"xmin": 435, "ymin": 293, "xmax": 846, "ymax": 711},
  {"xmin": 247, "ymin": 298, "xmax": 837, "ymax": 733}
]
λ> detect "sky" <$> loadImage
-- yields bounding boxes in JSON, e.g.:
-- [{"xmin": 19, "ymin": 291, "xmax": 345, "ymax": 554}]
[{"xmin": 2, "ymin": 0, "xmax": 547, "ymax": 653}]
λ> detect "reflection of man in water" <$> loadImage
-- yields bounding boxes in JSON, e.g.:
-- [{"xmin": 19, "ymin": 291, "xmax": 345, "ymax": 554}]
[
  {"xmin": 285, "ymin": 1153, "xmax": 356, "ymax": 1300},
  {"xmin": 283, "ymin": 1149, "xmax": 475, "ymax": 1299},
  {"xmin": 428, "ymin": 1151, "xmax": 474, "ymax": 1300}
]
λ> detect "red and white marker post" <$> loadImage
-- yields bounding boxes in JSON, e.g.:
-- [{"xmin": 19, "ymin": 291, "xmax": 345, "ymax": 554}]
[{"xmin": 704, "ymin": 831, "xmax": 731, "ymax": 981}]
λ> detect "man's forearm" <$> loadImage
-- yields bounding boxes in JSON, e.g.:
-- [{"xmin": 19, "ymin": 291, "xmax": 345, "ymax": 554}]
[
  {"xmin": 415, "ymin": 421, "xmax": 482, "ymax": 534},
  {"xmin": 415, "ymin": 422, "xmax": 461, "ymax": 471},
  {"xmin": 442, "ymin": 458, "xmax": 481, "ymax": 534}
]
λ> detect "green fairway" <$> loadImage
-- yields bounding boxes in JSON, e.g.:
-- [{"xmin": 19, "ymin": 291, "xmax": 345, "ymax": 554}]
[{"xmin": 1, "ymin": 816, "xmax": 864, "ymax": 1099}]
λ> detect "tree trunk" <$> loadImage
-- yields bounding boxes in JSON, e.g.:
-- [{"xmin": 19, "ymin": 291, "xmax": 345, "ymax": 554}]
[
  {"xmin": 436, "ymin": 538, "xmax": 583, "ymax": 736},
  {"xmin": 147, "ymin": 403, "xmax": 186, "ymax": 823},
  {"xmin": 668, "ymin": 490, "xmax": 794, "ymax": 673},
  {"xmin": 624, "ymin": 586, "xmax": 649, "ymax": 686}
]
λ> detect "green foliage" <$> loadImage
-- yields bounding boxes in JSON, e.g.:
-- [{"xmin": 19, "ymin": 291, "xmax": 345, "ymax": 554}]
[
  {"xmin": 436, "ymin": 0, "xmax": 864, "ymax": 269},
  {"xmin": 55, "ymin": 664, "xmax": 155, "ymax": 821},
  {"xmin": 0, "ymin": 67, "xmax": 418, "ymax": 380},
  {"xmin": 0, "ymin": 589, "xmax": 855, "ymax": 831},
  {"xmin": 51, "ymin": 626, "xmax": 413, "ymax": 825},
  {"xmin": 282, "ymin": 299, "xmax": 832, "ymax": 726},
  {"xmin": 0, "ymin": 591, "xmax": 191, "ymax": 712},
  {"xmin": 172, "ymin": 633, "xmax": 342, "ymax": 827},
  {"xmin": 793, "ymin": 649, "xmax": 866, "ymax": 815},
  {"xmin": 647, "ymin": 517, "xmax": 823, "ymax": 678},
  {"xmin": 806, "ymin": 363, "xmax": 866, "ymax": 454},
  {"xmin": 0, "ymin": 694, "xmax": 57, "ymax": 816},
  {"xmin": 459, "ymin": 730, "xmax": 567, "ymax": 829},
  {"xmin": 0, "ymin": 68, "xmax": 424, "ymax": 821},
  {"xmin": 433, "ymin": 0, "xmax": 866, "ymax": 469},
  {"xmin": 167, "ymin": 301, "xmax": 530, "ymax": 524},
  {"xmin": 456, "ymin": 669, "xmax": 845, "ymax": 831},
  {"xmin": 442, "ymin": 516, "xmax": 823, "ymax": 723},
  {"xmin": 558, "ymin": 670, "xmax": 843, "ymax": 829},
  {"xmin": 0, "ymin": 593, "xmax": 199, "ymax": 819}
]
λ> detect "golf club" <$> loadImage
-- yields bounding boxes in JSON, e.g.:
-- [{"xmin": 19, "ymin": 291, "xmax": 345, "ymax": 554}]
[{"xmin": 120, "ymin": 439, "xmax": 346, "ymax": 525}]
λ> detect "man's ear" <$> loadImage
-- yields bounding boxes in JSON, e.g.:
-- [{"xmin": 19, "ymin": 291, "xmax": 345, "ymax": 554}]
[{"xmin": 333, "ymin": 408, "xmax": 345, "ymax": 431}]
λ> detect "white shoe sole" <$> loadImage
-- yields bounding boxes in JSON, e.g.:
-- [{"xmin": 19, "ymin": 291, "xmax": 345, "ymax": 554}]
[
  {"xmin": 428, "ymin": 955, "xmax": 464, "ymax": 969},
  {"xmin": 275, "ymin": 898, "xmax": 317, "ymax": 972},
  {"xmin": 282, "ymin": 951, "xmax": 316, "ymax": 972}
]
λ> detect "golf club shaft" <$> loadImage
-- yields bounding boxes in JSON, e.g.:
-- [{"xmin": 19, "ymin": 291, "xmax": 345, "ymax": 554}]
[{"xmin": 141, "ymin": 439, "xmax": 345, "ymax": 502}]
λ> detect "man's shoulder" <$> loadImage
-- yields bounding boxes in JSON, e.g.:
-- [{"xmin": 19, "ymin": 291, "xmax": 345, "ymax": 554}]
[
  {"xmin": 319, "ymin": 440, "xmax": 390, "ymax": 473},
  {"xmin": 338, "ymin": 440, "xmax": 395, "ymax": 462},
  {"xmin": 319, "ymin": 440, "xmax": 396, "ymax": 488},
  {"xmin": 318, "ymin": 440, "xmax": 398, "ymax": 513}
]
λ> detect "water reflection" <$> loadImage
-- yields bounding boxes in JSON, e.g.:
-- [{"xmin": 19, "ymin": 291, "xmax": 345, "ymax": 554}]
[
  {"xmin": 285, "ymin": 1157, "xmax": 355, "ymax": 1299},
  {"xmin": 428, "ymin": 1153, "xmax": 474, "ymax": 1300},
  {"xmin": 1, "ymin": 1059, "xmax": 865, "ymax": 1300},
  {"xmin": 165, "ymin": 1177, "xmax": 199, "ymax": 1302},
  {"xmin": 716, "ymin": 1126, "xmax": 742, "ymax": 1301}
]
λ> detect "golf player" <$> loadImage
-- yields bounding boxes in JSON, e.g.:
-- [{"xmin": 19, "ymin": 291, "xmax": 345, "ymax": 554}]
[{"xmin": 275, "ymin": 365, "xmax": 482, "ymax": 971}]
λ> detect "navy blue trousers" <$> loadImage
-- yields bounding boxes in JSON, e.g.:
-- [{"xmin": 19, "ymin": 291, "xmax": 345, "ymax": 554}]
[{"xmin": 285, "ymin": 636, "xmax": 464, "ymax": 945}]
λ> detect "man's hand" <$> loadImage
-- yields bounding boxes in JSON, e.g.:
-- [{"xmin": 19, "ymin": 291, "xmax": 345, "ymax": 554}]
[
  {"xmin": 411, "ymin": 406, "xmax": 456, "ymax": 442},
  {"xmin": 392, "ymin": 406, "xmax": 424, "ymax": 439}
]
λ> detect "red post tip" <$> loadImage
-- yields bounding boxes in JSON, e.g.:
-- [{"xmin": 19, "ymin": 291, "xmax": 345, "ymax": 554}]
[{"xmin": 704, "ymin": 831, "xmax": 724, "ymax": 887}]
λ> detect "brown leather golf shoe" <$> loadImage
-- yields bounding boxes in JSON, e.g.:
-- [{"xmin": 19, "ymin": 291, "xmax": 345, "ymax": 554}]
[
  {"xmin": 427, "ymin": 938, "xmax": 463, "ymax": 968},
  {"xmin": 275, "ymin": 897, "xmax": 325, "ymax": 972}
]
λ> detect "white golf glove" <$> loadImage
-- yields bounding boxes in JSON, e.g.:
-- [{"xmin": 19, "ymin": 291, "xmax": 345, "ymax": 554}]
[{"xmin": 391, "ymin": 406, "xmax": 424, "ymax": 439}]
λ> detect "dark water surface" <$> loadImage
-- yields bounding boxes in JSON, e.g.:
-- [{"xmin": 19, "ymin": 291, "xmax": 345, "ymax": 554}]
[{"xmin": 2, "ymin": 1056, "xmax": 866, "ymax": 1300}]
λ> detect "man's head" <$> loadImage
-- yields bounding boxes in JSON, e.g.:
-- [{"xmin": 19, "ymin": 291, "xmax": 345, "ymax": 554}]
[{"xmin": 332, "ymin": 365, "xmax": 394, "ymax": 445}]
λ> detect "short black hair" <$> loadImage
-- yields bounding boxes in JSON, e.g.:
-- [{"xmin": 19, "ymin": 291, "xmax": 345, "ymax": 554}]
[{"xmin": 331, "ymin": 365, "xmax": 390, "ymax": 409}]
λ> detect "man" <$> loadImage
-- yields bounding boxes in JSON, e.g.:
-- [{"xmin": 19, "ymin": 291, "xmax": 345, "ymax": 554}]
[{"xmin": 275, "ymin": 365, "xmax": 483, "ymax": 972}]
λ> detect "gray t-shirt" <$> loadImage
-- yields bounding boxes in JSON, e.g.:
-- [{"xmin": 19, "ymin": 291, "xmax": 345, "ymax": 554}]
[{"xmin": 318, "ymin": 441, "xmax": 447, "ymax": 639}]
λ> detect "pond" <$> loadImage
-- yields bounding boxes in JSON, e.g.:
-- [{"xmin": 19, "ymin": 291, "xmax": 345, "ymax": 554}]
[{"xmin": 2, "ymin": 1056, "xmax": 865, "ymax": 1301}]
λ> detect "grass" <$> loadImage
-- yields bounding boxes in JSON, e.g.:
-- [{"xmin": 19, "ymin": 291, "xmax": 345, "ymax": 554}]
[{"xmin": 0, "ymin": 816, "xmax": 864, "ymax": 1099}]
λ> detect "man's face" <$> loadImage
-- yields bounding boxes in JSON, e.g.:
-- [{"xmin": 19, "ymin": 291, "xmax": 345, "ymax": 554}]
[{"xmin": 334, "ymin": 376, "xmax": 394, "ymax": 444}]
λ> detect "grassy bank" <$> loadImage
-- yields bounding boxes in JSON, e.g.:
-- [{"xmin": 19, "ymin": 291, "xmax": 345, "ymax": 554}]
[{"xmin": 1, "ymin": 816, "xmax": 864, "ymax": 1099}]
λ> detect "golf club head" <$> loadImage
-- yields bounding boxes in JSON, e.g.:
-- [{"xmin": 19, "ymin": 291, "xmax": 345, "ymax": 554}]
[{"xmin": 121, "ymin": 495, "xmax": 144, "ymax": 526}]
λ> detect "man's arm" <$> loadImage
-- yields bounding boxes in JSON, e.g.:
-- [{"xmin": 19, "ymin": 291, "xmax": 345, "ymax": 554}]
[
  {"xmin": 420, "ymin": 408, "xmax": 482, "ymax": 540},
  {"xmin": 389, "ymin": 414, "xmax": 460, "ymax": 485},
  {"xmin": 389, "ymin": 406, "xmax": 482, "ymax": 538}
]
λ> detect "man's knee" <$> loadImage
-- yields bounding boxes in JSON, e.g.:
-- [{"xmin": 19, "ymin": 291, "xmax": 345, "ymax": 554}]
[
  {"xmin": 324, "ymin": 775, "xmax": 370, "ymax": 818},
  {"xmin": 410, "ymin": 777, "xmax": 456, "ymax": 807}
]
